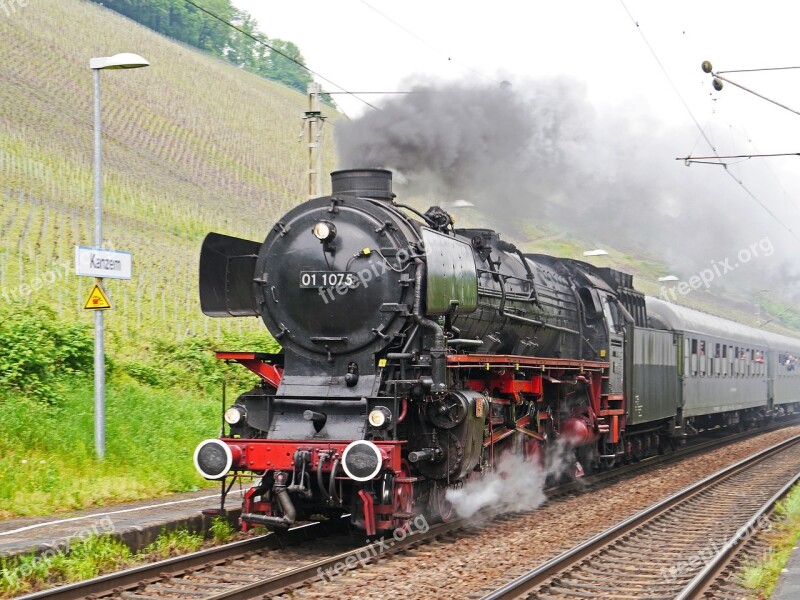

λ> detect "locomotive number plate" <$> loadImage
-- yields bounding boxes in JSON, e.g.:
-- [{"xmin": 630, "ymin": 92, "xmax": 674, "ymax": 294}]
[{"xmin": 299, "ymin": 271, "xmax": 357, "ymax": 288}]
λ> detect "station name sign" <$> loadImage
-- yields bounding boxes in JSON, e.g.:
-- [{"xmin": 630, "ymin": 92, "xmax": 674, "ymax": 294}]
[{"xmin": 75, "ymin": 246, "xmax": 132, "ymax": 280}]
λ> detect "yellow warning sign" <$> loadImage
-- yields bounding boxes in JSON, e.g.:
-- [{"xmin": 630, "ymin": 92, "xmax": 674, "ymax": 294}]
[{"xmin": 83, "ymin": 284, "xmax": 112, "ymax": 310}]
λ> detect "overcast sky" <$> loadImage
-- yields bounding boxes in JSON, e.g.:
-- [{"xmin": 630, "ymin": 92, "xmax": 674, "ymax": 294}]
[
  {"xmin": 234, "ymin": 1, "xmax": 800, "ymax": 141},
  {"xmin": 233, "ymin": 0, "xmax": 800, "ymax": 272}
]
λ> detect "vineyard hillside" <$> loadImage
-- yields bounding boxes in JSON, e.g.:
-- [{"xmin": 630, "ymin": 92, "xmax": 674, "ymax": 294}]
[{"xmin": 0, "ymin": 0, "xmax": 336, "ymax": 356}]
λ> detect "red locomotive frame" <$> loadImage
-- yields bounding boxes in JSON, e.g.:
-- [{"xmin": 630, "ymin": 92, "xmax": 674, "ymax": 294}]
[{"xmin": 215, "ymin": 350, "xmax": 615, "ymax": 534}]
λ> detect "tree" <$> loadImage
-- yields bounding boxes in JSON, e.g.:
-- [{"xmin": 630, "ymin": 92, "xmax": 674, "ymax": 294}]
[{"xmin": 91, "ymin": 0, "xmax": 326, "ymax": 96}]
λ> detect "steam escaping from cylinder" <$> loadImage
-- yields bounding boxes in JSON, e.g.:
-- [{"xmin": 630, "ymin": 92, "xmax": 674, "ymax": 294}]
[
  {"xmin": 445, "ymin": 440, "xmax": 575, "ymax": 519},
  {"xmin": 445, "ymin": 453, "xmax": 545, "ymax": 519}
]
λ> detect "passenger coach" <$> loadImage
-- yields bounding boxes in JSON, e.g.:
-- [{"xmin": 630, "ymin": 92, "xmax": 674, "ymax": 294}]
[{"xmin": 645, "ymin": 297, "xmax": 800, "ymax": 434}]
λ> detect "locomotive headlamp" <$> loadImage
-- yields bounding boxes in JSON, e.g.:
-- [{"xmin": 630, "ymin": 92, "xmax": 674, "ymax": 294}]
[
  {"xmin": 312, "ymin": 221, "xmax": 336, "ymax": 242},
  {"xmin": 368, "ymin": 407, "xmax": 392, "ymax": 429},
  {"xmin": 224, "ymin": 405, "xmax": 246, "ymax": 425}
]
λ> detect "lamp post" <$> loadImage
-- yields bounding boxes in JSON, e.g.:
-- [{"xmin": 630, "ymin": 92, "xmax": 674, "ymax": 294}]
[{"xmin": 90, "ymin": 53, "xmax": 149, "ymax": 459}]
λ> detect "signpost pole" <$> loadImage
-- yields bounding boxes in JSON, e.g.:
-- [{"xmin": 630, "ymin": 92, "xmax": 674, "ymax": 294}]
[{"xmin": 93, "ymin": 67, "xmax": 106, "ymax": 460}]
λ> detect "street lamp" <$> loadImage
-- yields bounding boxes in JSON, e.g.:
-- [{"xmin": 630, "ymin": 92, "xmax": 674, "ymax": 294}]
[
  {"xmin": 90, "ymin": 53, "xmax": 149, "ymax": 460},
  {"xmin": 658, "ymin": 275, "xmax": 680, "ymax": 302},
  {"xmin": 583, "ymin": 249, "xmax": 608, "ymax": 257},
  {"xmin": 440, "ymin": 199, "xmax": 475, "ymax": 209}
]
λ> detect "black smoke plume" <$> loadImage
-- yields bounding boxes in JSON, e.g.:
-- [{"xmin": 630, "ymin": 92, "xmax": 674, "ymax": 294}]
[{"xmin": 336, "ymin": 78, "xmax": 799, "ymax": 293}]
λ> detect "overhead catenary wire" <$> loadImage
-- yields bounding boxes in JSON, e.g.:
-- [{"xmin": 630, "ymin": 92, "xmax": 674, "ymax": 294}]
[
  {"xmin": 709, "ymin": 71, "xmax": 800, "ymax": 119},
  {"xmin": 617, "ymin": 1, "xmax": 717, "ymax": 153},
  {"xmin": 688, "ymin": 103, "xmax": 800, "ymax": 213},
  {"xmin": 326, "ymin": 91, "xmax": 427, "ymax": 95},
  {"xmin": 182, "ymin": 0, "xmax": 381, "ymax": 111},
  {"xmin": 617, "ymin": 0, "xmax": 800, "ymax": 243},
  {"xmin": 718, "ymin": 66, "xmax": 800, "ymax": 74},
  {"xmin": 678, "ymin": 152, "xmax": 800, "ymax": 161},
  {"xmin": 359, "ymin": 0, "xmax": 501, "ymax": 85}
]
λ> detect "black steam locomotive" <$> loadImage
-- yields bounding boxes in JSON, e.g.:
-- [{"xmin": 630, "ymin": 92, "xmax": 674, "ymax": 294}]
[{"xmin": 193, "ymin": 169, "xmax": 800, "ymax": 534}]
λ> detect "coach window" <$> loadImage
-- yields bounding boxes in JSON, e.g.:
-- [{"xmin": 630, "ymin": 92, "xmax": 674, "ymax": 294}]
[
  {"xmin": 691, "ymin": 339, "xmax": 698, "ymax": 376},
  {"xmin": 739, "ymin": 349, "xmax": 744, "ymax": 377},
  {"xmin": 754, "ymin": 350, "xmax": 764, "ymax": 376},
  {"xmin": 746, "ymin": 349, "xmax": 753, "ymax": 377},
  {"xmin": 737, "ymin": 346, "xmax": 742, "ymax": 377},
  {"xmin": 684, "ymin": 338, "xmax": 691, "ymax": 376},
  {"xmin": 699, "ymin": 341, "xmax": 706, "ymax": 375},
  {"xmin": 722, "ymin": 345, "xmax": 728, "ymax": 376}
]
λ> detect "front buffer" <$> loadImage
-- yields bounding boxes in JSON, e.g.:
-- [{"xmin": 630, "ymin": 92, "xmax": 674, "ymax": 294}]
[{"xmin": 194, "ymin": 436, "xmax": 410, "ymax": 536}]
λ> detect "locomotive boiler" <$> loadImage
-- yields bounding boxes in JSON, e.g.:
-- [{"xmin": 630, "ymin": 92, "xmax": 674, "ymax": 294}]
[{"xmin": 192, "ymin": 169, "xmax": 661, "ymax": 533}]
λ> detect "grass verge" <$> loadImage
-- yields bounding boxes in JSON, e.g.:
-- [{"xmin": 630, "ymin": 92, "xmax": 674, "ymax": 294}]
[
  {"xmin": 0, "ymin": 520, "xmax": 231, "ymax": 598},
  {"xmin": 0, "ymin": 379, "xmax": 222, "ymax": 518},
  {"xmin": 740, "ymin": 482, "xmax": 800, "ymax": 596}
]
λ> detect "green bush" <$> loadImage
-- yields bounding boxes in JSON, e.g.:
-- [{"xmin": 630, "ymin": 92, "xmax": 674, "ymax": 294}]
[
  {"xmin": 121, "ymin": 331, "xmax": 280, "ymax": 392},
  {"xmin": 0, "ymin": 308, "xmax": 93, "ymax": 403}
]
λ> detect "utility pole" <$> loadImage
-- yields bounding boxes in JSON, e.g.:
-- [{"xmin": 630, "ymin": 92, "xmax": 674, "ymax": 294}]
[
  {"xmin": 755, "ymin": 289, "xmax": 800, "ymax": 327},
  {"xmin": 755, "ymin": 291, "xmax": 763, "ymax": 327},
  {"xmin": 305, "ymin": 82, "xmax": 325, "ymax": 199}
]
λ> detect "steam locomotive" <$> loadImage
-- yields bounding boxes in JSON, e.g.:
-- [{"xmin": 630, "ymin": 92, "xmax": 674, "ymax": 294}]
[{"xmin": 193, "ymin": 168, "xmax": 800, "ymax": 534}]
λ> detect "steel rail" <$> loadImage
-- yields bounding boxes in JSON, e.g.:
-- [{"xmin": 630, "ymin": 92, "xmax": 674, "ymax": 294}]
[
  {"xmin": 15, "ymin": 518, "xmax": 348, "ymax": 600},
  {"xmin": 15, "ymin": 417, "xmax": 799, "ymax": 600},
  {"xmin": 479, "ymin": 433, "xmax": 800, "ymax": 600},
  {"xmin": 202, "ymin": 518, "xmax": 466, "ymax": 599},
  {"xmin": 209, "ymin": 424, "xmax": 800, "ymax": 599},
  {"xmin": 552, "ymin": 414, "xmax": 800, "ymax": 497},
  {"xmin": 675, "ymin": 470, "xmax": 800, "ymax": 599}
]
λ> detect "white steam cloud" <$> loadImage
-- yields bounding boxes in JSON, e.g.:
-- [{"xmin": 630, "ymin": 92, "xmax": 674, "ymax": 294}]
[{"xmin": 445, "ymin": 440, "xmax": 576, "ymax": 519}]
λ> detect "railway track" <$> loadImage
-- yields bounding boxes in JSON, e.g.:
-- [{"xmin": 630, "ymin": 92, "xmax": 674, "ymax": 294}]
[
  {"xmin": 16, "ymin": 422, "xmax": 799, "ymax": 600},
  {"xmin": 14, "ymin": 518, "xmax": 356, "ymax": 600},
  {"xmin": 479, "ymin": 434, "xmax": 800, "ymax": 599}
]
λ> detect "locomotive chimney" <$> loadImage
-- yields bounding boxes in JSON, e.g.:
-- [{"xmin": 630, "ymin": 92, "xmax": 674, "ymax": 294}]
[{"xmin": 331, "ymin": 168, "xmax": 394, "ymax": 201}]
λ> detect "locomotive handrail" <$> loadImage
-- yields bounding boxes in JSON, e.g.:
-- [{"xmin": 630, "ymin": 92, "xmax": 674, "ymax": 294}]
[
  {"xmin": 510, "ymin": 246, "xmax": 543, "ymax": 309},
  {"xmin": 445, "ymin": 338, "xmax": 484, "ymax": 347},
  {"xmin": 498, "ymin": 277, "xmax": 581, "ymax": 336},
  {"xmin": 445, "ymin": 353, "xmax": 608, "ymax": 369}
]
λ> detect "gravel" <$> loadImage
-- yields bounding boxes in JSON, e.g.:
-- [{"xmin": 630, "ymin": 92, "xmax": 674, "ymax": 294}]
[{"xmin": 282, "ymin": 425, "xmax": 800, "ymax": 599}]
